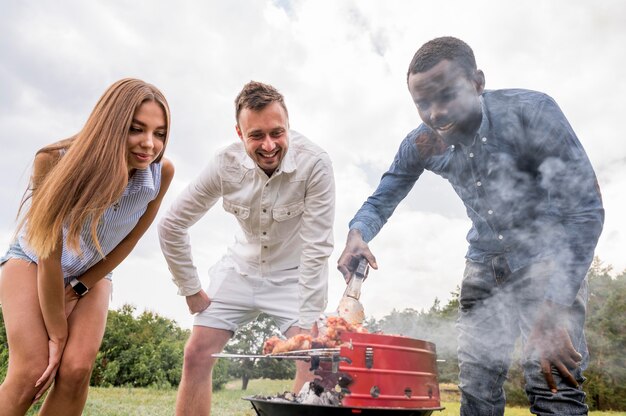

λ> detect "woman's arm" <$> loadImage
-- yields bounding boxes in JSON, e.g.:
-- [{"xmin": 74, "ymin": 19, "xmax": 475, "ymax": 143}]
[
  {"xmin": 70, "ymin": 159, "xmax": 175, "ymax": 292},
  {"xmin": 35, "ymin": 242, "xmax": 66, "ymax": 397},
  {"xmin": 30, "ymin": 150, "xmax": 69, "ymax": 395}
]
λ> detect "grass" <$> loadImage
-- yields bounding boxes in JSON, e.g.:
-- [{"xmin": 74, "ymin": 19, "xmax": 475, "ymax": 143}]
[{"xmin": 26, "ymin": 380, "xmax": 626, "ymax": 415}]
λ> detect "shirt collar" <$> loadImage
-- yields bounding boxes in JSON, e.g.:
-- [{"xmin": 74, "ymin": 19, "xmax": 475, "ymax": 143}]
[
  {"xmin": 123, "ymin": 164, "xmax": 156, "ymax": 196},
  {"xmin": 280, "ymin": 132, "xmax": 296, "ymax": 173},
  {"xmin": 241, "ymin": 152, "xmax": 255, "ymax": 170},
  {"xmin": 475, "ymin": 96, "xmax": 490, "ymax": 141},
  {"xmin": 239, "ymin": 131, "xmax": 297, "ymax": 175},
  {"xmin": 456, "ymin": 96, "xmax": 489, "ymax": 150}
]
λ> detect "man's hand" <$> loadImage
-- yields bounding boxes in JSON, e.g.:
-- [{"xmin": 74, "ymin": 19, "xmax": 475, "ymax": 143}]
[
  {"xmin": 524, "ymin": 300, "xmax": 582, "ymax": 393},
  {"xmin": 185, "ymin": 290, "xmax": 211, "ymax": 315},
  {"xmin": 337, "ymin": 229, "xmax": 378, "ymax": 282}
]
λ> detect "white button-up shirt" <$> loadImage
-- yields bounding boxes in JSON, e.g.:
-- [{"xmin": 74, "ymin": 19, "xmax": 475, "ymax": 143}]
[{"xmin": 158, "ymin": 131, "xmax": 335, "ymax": 327}]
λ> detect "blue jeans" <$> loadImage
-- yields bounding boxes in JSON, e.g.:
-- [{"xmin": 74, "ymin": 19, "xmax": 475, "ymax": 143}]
[{"xmin": 457, "ymin": 257, "xmax": 589, "ymax": 415}]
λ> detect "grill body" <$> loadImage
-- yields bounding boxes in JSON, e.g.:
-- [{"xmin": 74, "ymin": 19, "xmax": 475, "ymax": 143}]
[
  {"xmin": 339, "ymin": 332, "xmax": 441, "ymax": 409},
  {"xmin": 246, "ymin": 332, "xmax": 443, "ymax": 415}
]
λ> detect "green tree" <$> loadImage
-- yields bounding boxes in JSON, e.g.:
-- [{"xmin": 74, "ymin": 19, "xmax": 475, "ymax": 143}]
[
  {"xmin": 0, "ymin": 303, "xmax": 232, "ymax": 392},
  {"xmin": 374, "ymin": 292, "xmax": 459, "ymax": 383},
  {"xmin": 212, "ymin": 356, "xmax": 233, "ymax": 392},
  {"xmin": 224, "ymin": 313, "xmax": 295, "ymax": 390},
  {"xmin": 495, "ymin": 258, "xmax": 626, "ymax": 409},
  {"xmin": 367, "ymin": 274, "xmax": 626, "ymax": 411},
  {"xmin": 583, "ymin": 259, "xmax": 626, "ymax": 410},
  {"xmin": 92, "ymin": 304, "xmax": 189, "ymax": 388}
]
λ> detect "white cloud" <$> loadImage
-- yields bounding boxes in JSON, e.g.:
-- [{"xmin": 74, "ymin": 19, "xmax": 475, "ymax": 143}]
[{"xmin": 1, "ymin": 0, "xmax": 624, "ymax": 329}]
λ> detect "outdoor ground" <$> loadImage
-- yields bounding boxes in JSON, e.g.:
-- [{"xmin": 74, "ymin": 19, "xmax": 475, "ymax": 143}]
[{"xmin": 25, "ymin": 380, "xmax": 626, "ymax": 415}]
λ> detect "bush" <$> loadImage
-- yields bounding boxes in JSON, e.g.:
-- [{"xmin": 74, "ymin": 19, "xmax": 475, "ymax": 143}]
[
  {"xmin": 92, "ymin": 304, "xmax": 189, "ymax": 388},
  {"xmin": 0, "ymin": 309, "xmax": 7, "ymax": 382},
  {"xmin": 584, "ymin": 262, "xmax": 626, "ymax": 410},
  {"xmin": 212, "ymin": 357, "xmax": 232, "ymax": 391}
]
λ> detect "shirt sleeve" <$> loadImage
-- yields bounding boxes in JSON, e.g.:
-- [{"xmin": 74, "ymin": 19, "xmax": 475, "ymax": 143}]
[
  {"xmin": 349, "ymin": 132, "xmax": 425, "ymax": 243},
  {"xmin": 297, "ymin": 152, "xmax": 335, "ymax": 328},
  {"xmin": 158, "ymin": 155, "xmax": 223, "ymax": 296},
  {"xmin": 524, "ymin": 94, "xmax": 604, "ymax": 306}
]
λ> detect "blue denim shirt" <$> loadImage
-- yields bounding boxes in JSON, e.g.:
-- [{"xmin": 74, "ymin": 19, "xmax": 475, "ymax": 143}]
[{"xmin": 350, "ymin": 89, "xmax": 604, "ymax": 306}]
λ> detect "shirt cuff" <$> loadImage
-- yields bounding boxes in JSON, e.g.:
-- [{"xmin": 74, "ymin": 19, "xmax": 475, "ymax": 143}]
[
  {"xmin": 175, "ymin": 279, "xmax": 203, "ymax": 297},
  {"xmin": 349, "ymin": 221, "xmax": 375, "ymax": 243}
]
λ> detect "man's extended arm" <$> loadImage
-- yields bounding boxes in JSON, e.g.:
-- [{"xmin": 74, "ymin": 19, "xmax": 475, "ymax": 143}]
[
  {"xmin": 338, "ymin": 133, "xmax": 424, "ymax": 278},
  {"xmin": 158, "ymin": 157, "xmax": 223, "ymax": 298},
  {"xmin": 296, "ymin": 153, "xmax": 335, "ymax": 329}
]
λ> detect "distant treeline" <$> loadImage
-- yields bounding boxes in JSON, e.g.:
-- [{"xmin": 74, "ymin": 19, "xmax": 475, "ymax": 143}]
[{"xmin": 0, "ymin": 258, "xmax": 623, "ymax": 410}]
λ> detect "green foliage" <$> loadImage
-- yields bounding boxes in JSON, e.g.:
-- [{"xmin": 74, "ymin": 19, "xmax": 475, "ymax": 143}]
[
  {"xmin": 0, "ymin": 308, "xmax": 7, "ymax": 382},
  {"xmin": 362, "ymin": 315, "xmax": 381, "ymax": 332},
  {"xmin": 374, "ymin": 289, "xmax": 460, "ymax": 383},
  {"xmin": 212, "ymin": 357, "xmax": 233, "ymax": 391},
  {"xmin": 367, "ymin": 264, "xmax": 626, "ymax": 411},
  {"xmin": 584, "ymin": 259, "xmax": 626, "ymax": 410},
  {"xmin": 502, "ymin": 345, "xmax": 530, "ymax": 407},
  {"xmin": 92, "ymin": 304, "xmax": 189, "ymax": 388},
  {"xmin": 224, "ymin": 313, "xmax": 295, "ymax": 390}
]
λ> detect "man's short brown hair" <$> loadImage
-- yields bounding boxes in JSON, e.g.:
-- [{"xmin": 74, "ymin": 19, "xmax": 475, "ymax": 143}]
[{"xmin": 235, "ymin": 81, "xmax": 288, "ymax": 124}]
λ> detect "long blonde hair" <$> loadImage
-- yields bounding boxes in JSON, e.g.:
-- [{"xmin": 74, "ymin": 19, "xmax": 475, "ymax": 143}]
[{"xmin": 21, "ymin": 78, "xmax": 171, "ymax": 259}]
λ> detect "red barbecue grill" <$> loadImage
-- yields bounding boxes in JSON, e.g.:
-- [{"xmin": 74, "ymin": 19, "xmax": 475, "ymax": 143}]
[
  {"xmin": 242, "ymin": 331, "xmax": 444, "ymax": 415},
  {"xmin": 338, "ymin": 331, "xmax": 440, "ymax": 409}
]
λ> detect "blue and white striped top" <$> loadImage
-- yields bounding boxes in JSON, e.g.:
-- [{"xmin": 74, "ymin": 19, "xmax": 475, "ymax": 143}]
[{"xmin": 18, "ymin": 162, "xmax": 162, "ymax": 278}]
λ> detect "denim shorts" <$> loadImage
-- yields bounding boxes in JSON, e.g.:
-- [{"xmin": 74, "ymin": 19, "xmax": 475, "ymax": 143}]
[
  {"xmin": 0, "ymin": 240, "xmax": 113, "ymax": 283},
  {"xmin": 0, "ymin": 240, "xmax": 35, "ymax": 266}
]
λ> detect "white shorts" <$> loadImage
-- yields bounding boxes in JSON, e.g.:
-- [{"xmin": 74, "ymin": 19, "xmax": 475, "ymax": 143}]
[{"xmin": 194, "ymin": 257, "xmax": 299, "ymax": 335}]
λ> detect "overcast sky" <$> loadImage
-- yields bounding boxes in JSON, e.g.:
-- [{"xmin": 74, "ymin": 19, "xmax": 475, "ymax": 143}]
[{"xmin": 1, "ymin": 0, "xmax": 625, "ymax": 329}]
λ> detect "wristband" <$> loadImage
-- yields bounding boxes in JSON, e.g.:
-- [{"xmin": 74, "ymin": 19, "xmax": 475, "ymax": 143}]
[{"xmin": 69, "ymin": 278, "xmax": 89, "ymax": 297}]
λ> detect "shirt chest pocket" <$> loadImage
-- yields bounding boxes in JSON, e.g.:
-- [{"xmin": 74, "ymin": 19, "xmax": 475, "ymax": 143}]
[
  {"xmin": 223, "ymin": 200, "xmax": 250, "ymax": 219},
  {"xmin": 223, "ymin": 200, "xmax": 252, "ymax": 234},
  {"xmin": 272, "ymin": 201, "xmax": 305, "ymax": 239}
]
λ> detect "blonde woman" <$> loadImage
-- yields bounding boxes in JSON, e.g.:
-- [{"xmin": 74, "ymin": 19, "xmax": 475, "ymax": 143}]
[{"xmin": 0, "ymin": 78, "xmax": 175, "ymax": 415}]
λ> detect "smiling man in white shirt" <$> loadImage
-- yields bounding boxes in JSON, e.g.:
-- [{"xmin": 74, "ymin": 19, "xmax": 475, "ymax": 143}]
[{"xmin": 158, "ymin": 81, "xmax": 335, "ymax": 416}]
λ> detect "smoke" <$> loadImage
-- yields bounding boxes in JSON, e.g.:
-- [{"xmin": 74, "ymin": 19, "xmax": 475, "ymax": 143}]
[
  {"xmin": 368, "ymin": 305, "xmax": 458, "ymax": 356},
  {"xmin": 359, "ymin": 94, "xmax": 604, "ymax": 387}
]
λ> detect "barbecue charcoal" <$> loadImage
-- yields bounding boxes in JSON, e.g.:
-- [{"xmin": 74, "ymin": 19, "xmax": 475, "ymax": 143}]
[{"xmin": 297, "ymin": 381, "xmax": 343, "ymax": 406}]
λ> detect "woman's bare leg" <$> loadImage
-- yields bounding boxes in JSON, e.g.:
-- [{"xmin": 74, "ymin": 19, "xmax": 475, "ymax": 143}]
[
  {"xmin": 0, "ymin": 259, "xmax": 49, "ymax": 415},
  {"xmin": 39, "ymin": 279, "xmax": 111, "ymax": 416}
]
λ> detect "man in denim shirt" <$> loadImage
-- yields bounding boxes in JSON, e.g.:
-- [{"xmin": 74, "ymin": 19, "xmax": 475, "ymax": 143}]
[{"xmin": 337, "ymin": 37, "xmax": 603, "ymax": 415}]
